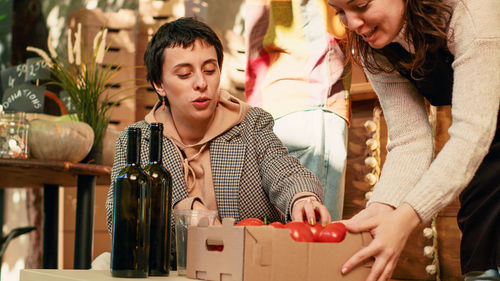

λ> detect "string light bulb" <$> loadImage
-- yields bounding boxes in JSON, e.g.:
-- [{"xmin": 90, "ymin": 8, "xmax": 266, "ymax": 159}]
[
  {"xmin": 424, "ymin": 246, "xmax": 435, "ymax": 259},
  {"xmin": 364, "ymin": 173, "xmax": 378, "ymax": 186},
  {"xmin": 423, "ymin": 227, "xmax": 434, "ymax": 239},
  {"xmin": 366, "ymin": 138, "xmax": 379, "ymax": 150},
  {"xmin": 363, "ymin": 120, "xmax": 377, "ymax": 132},
  {"xmin": 426, "ymin": 264, "xmax": 437, "ymax": 275},
  {"xmin": 364, "ymin": 191, "xmax": 373, "ymax": 200},
  {"xmin": 364, "ymin": 156, "xmax": 378, "ymax": 168}
]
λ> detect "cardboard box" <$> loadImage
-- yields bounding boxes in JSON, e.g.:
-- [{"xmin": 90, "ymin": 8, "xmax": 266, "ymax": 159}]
[{"xmin": 187, "ymin": 219, "xmax": 372, "ymax": 281}]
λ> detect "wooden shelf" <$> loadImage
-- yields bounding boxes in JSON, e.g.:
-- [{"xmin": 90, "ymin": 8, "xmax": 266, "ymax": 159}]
[{"xmin": 0, "ymin": 159, "xmax": 111, "ymax": 188}]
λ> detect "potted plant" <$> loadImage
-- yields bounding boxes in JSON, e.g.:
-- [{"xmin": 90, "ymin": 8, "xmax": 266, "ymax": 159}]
[{"xmin": 27, "ymin": 23, "xmax": 142, "ymax": 163}]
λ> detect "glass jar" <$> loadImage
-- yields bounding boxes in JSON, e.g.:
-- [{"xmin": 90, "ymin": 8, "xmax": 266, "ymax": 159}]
[{"xmin": 0, "ymin": 112, "xmax": 29, "ymax": 159}]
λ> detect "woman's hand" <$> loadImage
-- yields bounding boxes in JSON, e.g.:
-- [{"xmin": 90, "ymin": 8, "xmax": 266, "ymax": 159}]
[
  {"xmin": 341, "ymin": 202, "xmax": 421, "ymax": 281},
  {"xmin": 291, "ymin": 197, "xmax": 331, "ymax": 226}
]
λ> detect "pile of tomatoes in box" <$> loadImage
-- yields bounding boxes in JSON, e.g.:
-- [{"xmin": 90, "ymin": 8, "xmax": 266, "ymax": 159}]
[{"xmin": 236, "ymin": 218, "xmax": 347, "ymax": 243}]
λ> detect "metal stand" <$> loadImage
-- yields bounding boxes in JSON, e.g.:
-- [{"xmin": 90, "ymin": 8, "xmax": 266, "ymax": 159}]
[
  {"xmin": 73, "ymin": 175, "xmax": 96, "ymax": 269},
  {"xmin": 42, "ymin": 184, "xmax": 59, "ymax": 269}
]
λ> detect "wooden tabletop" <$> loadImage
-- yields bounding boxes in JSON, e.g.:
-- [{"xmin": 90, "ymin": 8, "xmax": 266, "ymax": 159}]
[
  {"xmin": 0, "ymin": 158, "xmax": 111, "ymax": 187},
  {"xmin": 20, "ymin": 270, "xmax": 190, "ymax": 281}
]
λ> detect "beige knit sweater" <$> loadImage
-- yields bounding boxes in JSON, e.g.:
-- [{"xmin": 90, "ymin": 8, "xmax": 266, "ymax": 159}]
[{"xmin": 365, "ymin": 0, "xmax": 500, "ymax": 222}]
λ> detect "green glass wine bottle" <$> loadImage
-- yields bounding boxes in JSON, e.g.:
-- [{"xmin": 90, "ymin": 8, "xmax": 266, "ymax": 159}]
[
  {"xmin": 111, "ymin": 127, "xmax": 151, "ymax": 278},
  {"xmin": 144, "ymin": 123, "xmax": 173, "ymax": 276}
]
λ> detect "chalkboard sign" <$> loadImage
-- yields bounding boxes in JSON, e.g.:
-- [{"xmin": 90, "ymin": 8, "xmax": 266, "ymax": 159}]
[
  {"xmin": 59, "ymin": 90, "xmax": 77, "ymax": 114},
  {"xmin": 2, "ymin": 85, "xmax": 45, "ymax": 113},
  {"xmin": 26, "ymin": 57, "xmax": 51, "ymax": 81},
  {"xmin": 1, "ymin": 64, "xmax": 27, "ymax": 91}
]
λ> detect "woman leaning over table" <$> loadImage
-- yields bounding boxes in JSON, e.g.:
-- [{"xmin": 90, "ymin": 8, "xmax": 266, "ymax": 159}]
[
  {"xmin": 326, "ymin": 0, "xmax": 499, "ymax": 280},
  {"xmin": 105, "ymin": 17, "xmax": 331, "ymax": 237}
]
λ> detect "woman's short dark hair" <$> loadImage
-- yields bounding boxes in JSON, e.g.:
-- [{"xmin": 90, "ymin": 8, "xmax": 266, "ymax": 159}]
[{"xmin": 144, "ymin": 17, "xmax": 224, "ymax": 88}]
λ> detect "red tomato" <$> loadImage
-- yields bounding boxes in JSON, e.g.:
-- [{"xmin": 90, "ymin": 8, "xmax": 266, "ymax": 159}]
[
  {"xmin": 285, "ymin": 221, "xmax": 314, "ymax": 242},
  {"xmin": 318, "ymin": 222, "xmax": 347, "ymax": 243},
  {"xmin": 330, "ymin": 221, "xmax": 347, "ymax": 233},
  {"xmin": 269, "ymin": 221, "xmax": 286, "ymax": 228},
  {"xmin": 236, "ymin": 217, "xmax": 264, "ymax": 226},
  {"xmin": 307, "ymin": 222, "xmax": 324, "ymax": 242}
]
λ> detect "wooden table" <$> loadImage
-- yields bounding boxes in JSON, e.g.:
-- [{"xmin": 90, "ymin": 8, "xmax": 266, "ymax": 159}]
[
  {"xmin": 0, "ymin": 159, "xmax": 111, "ymax": 269},
  {"xmin": 20, "ymin": 270, "xmax": 191, "ymax": 281}
]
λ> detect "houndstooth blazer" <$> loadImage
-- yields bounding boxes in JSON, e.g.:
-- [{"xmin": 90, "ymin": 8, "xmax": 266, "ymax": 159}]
[{"xmin": 105, "ymin": 107, "xmax": 324, "ymax": 233}]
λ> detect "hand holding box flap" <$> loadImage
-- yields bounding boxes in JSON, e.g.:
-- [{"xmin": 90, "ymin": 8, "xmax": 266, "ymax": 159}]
[
  {"xmin": 361, "ymin": 231, "xmax": 372, "ymax": 246},
  {"xmin": 187, "ymin": 218, "xmax": 245, "ymax": 281},
  {"xmin": 360, "ymin": 231, "xmax": 375, "ymax": 268},
  {"xmin": 308, "ymin": 232, "xmax": 373, "ymax": 281}
]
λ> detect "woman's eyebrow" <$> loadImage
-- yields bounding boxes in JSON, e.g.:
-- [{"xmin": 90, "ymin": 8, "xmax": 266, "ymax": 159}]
[
  {"xmin": 202, "ymin": 58, "xmax": 218, "ymax": 66},
  {"xmin": 172, "ymin": 63, "xmax": 191, "ymax": 69},
  {"xmin": 204, "ymin": 58, "xmax": 217, "ymax": 63}
]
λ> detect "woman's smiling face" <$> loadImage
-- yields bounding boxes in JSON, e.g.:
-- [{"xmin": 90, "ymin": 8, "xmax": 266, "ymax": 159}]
[
  {"xmin": 328, "ymin": 0, "xmax": 405, "ymax": 49},
  {"xmin": 154, "ymin": 39, "xmax": 221, "ymax": 125}
]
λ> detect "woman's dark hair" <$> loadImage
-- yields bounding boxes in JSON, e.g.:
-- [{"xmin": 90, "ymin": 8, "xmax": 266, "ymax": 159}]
[
  {"xmin": 144, "ymin": 17, "xmax": 224, "ymax": 90},
  {"xmin": 345, "ymin": 0, "xmax": 452, "ymax": 78}
]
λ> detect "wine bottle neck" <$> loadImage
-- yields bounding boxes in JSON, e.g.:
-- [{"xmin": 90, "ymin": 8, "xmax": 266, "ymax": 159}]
[
  {"xmin": 149, "ymin": 123, "xmax": 163, "ymax": 163},
  {"xmin": 126, "ymin": 128, "xmax": 141, "ymax": 165}
]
